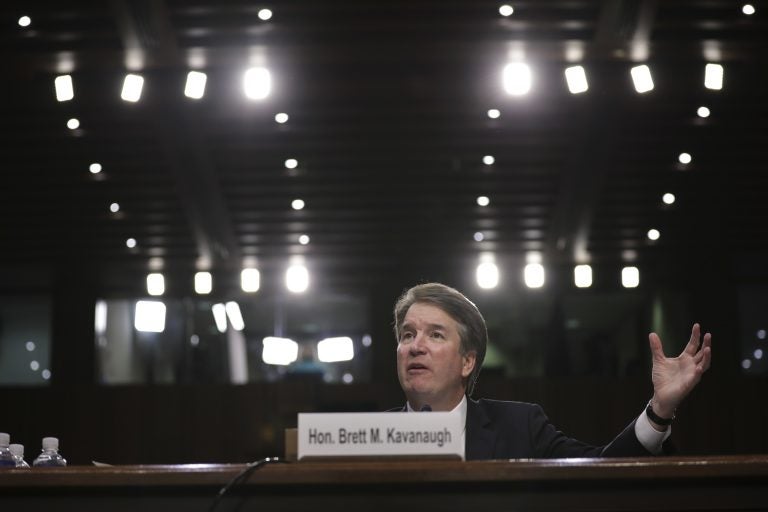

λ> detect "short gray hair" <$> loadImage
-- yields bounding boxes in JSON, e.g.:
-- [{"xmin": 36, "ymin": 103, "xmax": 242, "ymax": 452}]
[{"xmin": 393, "ymin": 283, "xmax": 487, "ymax": 396}]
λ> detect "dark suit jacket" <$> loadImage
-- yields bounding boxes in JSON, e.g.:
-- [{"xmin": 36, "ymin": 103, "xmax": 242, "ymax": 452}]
[
  {"xmin": 395, "ymin": 398, "xmax": 655, "ymax": 460},
  {"xmin": 465, "ymin": 398, "xmax": 652, "ymax": 460}
]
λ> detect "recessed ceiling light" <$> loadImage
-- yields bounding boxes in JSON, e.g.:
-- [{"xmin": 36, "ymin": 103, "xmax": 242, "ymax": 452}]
[
  {"xmin": 291, "ymin": 199, "xmax": 305, "ymax": 210},
  {"xmin": 502, "ymin": 63, "xmax": 532, "ymax": 96},
  {"xmin": 89, "ymin": 163, "xmax": 103, "ymax": 174},
  {"xmin": 258, "ymin": 8, "xmax": 273, "ymax": 21},
  {"xmin": 121, "ymin": 74, "xmax": 144, "ymax": 102},
  {"xmin": 742, "ymin": 4, "xmax": 756, "ymax": 15},
  {"xmin": 184, "ymin": 71, "xmax": 207, "ymax": 99},
  {"xmin": 499, "ymin": 5, "xmax": 514, "ymax": 17},
  {"xmin": 476, "ymin": 261, "xmax": 499, "ymax": 289},
  {"xmin": 55, "ymin": 75, "xmax": 74, "ymax": 102},
  {"xmin": 126, "ymin": 238, "xmax": 137, "ymax": 248},
  {"xmin": 483, "ymin": 155, "xmax": 495, "ymax": 165},
  {"xmin": 110, "ymin": 202, "xmax": 120, "ymax": 213},
  {"xmin": 285, "ymin": 158, "xmax": 298, "ymax": 169},
  {"xmin": 476, "ymin": 196, "xmax": 490, "ymax": 207},
  {"xmin": 704, "ymin": 63, "xmax": 724, "ymax": 90},
  {"xmin": 244, "ymin": 67, "xmax": 271, "ymax": 100},
  {"xmin": 697, "ymin": 106, "xmax": 711, "ymax": 118},
  {"xmin": 678, "ymin": 152, "xmax": 692, "ymax": 164},
  {"xmin": 662, "ymin": 193, "xmax": 675, "ymax": 205},
  {"xmin": 275, "ymin": 112, "xmax": 289, "ymax": 123},
  {"xmin": 564, "ymin": 65, "xmax": 589, "ymax": 94},
  {"xmin": 18, "ymin": 16, "xmax": 31, "ymax": 27},
  {"xmin": 630, "ymin": 65, "xmax": 654, "ymax": 93},
  {"xmin": 67, "ymin": 118, "xmax": 80, "ymax": 130}
]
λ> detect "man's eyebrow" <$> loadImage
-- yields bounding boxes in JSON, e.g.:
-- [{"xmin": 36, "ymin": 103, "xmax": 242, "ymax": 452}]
[{"xmin": 401, "ymin": 321, "xmax": 448, "ymax": 331}]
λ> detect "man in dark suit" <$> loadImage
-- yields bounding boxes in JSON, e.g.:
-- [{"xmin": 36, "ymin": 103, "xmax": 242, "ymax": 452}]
[{"xmin": 394, "ymin": 283, "xmax": 712, "ymax": 460}]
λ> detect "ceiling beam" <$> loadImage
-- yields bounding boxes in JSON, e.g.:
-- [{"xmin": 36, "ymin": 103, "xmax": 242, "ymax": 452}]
[
  {"xmin": 546, "ymin": 0, "xmax": 658, "ymax": 264},
  {"xmin": 110, "ymin": 0, "xmax": 240, "ymax": 269}
]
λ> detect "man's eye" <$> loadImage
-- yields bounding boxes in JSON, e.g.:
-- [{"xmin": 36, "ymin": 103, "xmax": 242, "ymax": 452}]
[
  {"xmin": 401, "ymin": 332, "xmax": 414, "ymax": 341},
  {"xmin": 431, "ymin": 332, "xmax": 444, "ymax": 339}
]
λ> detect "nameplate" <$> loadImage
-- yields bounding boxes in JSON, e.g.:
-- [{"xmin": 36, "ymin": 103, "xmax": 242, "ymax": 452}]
[{"xmin": 297, "ymin": 412, "xmax": 464, "ymax": 460}]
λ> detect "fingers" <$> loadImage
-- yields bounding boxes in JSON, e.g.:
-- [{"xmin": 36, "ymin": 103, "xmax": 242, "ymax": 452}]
[
  {"xmin": 700, "ymin": 346, "xmax": 712, "ymax": 372},
  {"xmin": 648, "ymin": 332, "xmax": 665, "ymax": 361},
  {"xmin": 684, "ymin": 323, "xmax": 702, "ymax": 355}
]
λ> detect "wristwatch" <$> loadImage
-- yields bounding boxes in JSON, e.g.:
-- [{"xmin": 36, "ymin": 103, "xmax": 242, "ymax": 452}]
[{"xmin": 646, "ymin": 400, "xmax": 674, "ymax": 426}]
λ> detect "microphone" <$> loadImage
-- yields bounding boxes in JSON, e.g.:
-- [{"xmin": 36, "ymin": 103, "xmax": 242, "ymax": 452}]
[{"xmin": 420, "ymin": 404, "xmax": 432, "ymax": 412}]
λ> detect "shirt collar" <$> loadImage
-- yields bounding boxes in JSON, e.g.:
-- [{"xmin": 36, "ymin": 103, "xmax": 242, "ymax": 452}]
[{"xmin": 406, "ymin": 395, "xmax": 467, "ymax": 427}]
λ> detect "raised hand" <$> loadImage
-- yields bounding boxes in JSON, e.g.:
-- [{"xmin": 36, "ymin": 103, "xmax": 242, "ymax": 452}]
[{"xmin": 648, "ymin": 323, "xmax": 712, "ymax": 419}]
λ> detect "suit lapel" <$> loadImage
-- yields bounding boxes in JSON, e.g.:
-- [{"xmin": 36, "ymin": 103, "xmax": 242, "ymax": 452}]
[{"xmin": 465, "ymin": 399, "xmax": 496, "ymax": 460}]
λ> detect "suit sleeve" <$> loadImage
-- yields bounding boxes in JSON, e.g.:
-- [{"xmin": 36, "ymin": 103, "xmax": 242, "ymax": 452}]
[{"xmin": 527, "ymin": 404, "xmax": 653, "ymax": 458}]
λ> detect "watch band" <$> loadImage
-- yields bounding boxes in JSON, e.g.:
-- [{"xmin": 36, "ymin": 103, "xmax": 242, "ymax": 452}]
[{"xmin": 646, "ymin": 400, "xmax": 674, "ymax": 426}]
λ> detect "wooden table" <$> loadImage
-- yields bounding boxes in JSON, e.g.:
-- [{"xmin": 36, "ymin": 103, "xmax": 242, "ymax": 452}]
[{"xmin": 2, "ymin": 455, "xmax": 767, "ymax": 511}]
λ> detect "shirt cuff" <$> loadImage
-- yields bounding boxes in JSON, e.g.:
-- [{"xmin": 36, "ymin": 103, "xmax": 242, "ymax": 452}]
[{"xmin": 634, "ymin": 408, "xmax": 672, "ymax": 455}]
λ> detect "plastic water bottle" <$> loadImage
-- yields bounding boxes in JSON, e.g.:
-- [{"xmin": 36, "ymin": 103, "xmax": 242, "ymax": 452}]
[
  {"xmin": 10, "ymin": 444, "xmax": 30, "ymax": 468},
  {"xmin": 32, "ymin": 437, "xmax": 67, "ymax": 467},
  {"xmin": 0, "ymin": 433, "xmax": 15, "ymax": 468}
]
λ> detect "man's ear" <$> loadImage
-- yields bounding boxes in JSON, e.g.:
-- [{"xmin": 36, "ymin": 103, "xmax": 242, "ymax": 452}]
[{"xmin": 461, "ymin": 350, "xmax": 477, "ymax": 379}]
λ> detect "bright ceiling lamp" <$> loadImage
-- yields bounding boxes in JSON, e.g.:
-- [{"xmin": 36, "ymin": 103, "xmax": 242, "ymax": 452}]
[
  {"xmin": 630, "ymin": 65, "xmax": 654, "ymax": 93},
  {"xmin": 146, "ymin": 273, "xmax": 165, "ymax": 296},
  {"xmin": 121, "ymin": 74, "xmax": 144, "ymax": 102},
  {"xmin": 262, "ymin": 337, "xmax": 299, "ymax": 365},
  {"xmin": 94, "ymin": 300, "xmax": 108, "ymax": 335},
  {"xmin": 134, "ymin": 300, "xmax": 166, "ymax": 333},
  {"xmin": 564, "ymin": 65, "xmax": 589, "ymax": 94},
  {"xmin": 244, "ymin": 67, "xmax": 271, "ymax": 100},
  {"xmin": 55, "ymin": 75, "xmax": 74, "ymax": 102},
  {"xmin": 212, "ymin": 303, "xmax": 227, "ymax": 333},
  {"xmin": 194, "ymin": 271, "xmax": 212, "ymax": 295},
  {"xmin": 574, "ymin": 264, "xmax": 592, "ymax": 288},
  {"xmin": 241, "ymin": 268, "xmax": 260, "ymax": 293},
  {"xmin": 705, "ymin": 63, "xmax": 724, "ymax": 90},
  {"xmin": 476, "ymin": 261, "xmax": 499, "ymax": 289},
  {"xmin": 524, "ymin": 263, "xmax": 545, "ymax": 288},
  {"xmin": 184, "ymin": 71, "xmax": 207, "ymax": 99},
  {"xmin": 502, "ymin": 63, "xmax": 532, "ymax": 96},
  {"xmin": 622, "ymin": 266, "xmax": 640, "ymax": 288},
  {"xmin": 317, "ymin": 337, "xmax": 355, "ymax": 363},
  {"xmin": 225, "ymin": 301, "xmax": 245, "ymax": 331},
  {"xmin": 286, "ymin": 264, "xmax": 309, "ymax": 293}
]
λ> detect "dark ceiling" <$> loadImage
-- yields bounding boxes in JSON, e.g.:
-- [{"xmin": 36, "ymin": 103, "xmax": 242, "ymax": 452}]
[{"xmin": 2, "ymin": 0, "xmax": 767, "ymax": 296}]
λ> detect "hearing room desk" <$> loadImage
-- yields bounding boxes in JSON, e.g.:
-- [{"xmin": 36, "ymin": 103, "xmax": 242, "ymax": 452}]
[{"xmin": 1, "ymin": 455, "xmax": 767, "ymax": 511}]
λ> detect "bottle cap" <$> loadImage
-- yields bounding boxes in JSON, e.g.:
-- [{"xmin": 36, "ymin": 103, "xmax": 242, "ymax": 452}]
[
  {"xmin": 0, "ymin": 433, "xmax": 9, "ymax": 446},
  {"xmin": 9, "ymin": 444, "xmax": 24, "ymax": 457},
  {"xmin": 42, "ymin": 437, "xmax": 59, "ymax": 450}
]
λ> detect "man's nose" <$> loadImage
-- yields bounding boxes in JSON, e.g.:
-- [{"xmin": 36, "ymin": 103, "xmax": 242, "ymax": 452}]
[{"xmin": 409, "ymin": 332, "xmax": 428, "ymax": 353}]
